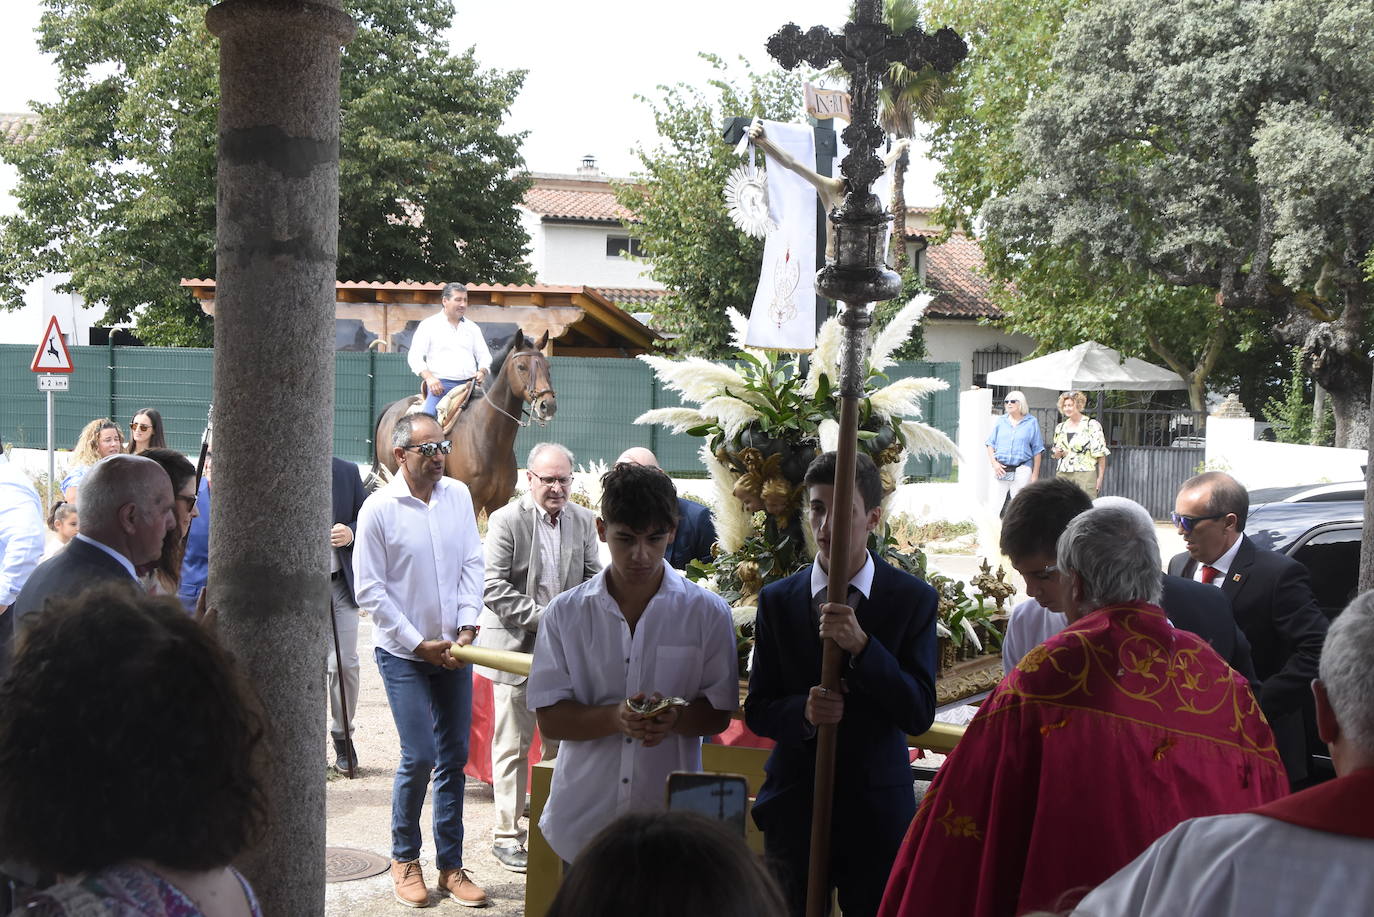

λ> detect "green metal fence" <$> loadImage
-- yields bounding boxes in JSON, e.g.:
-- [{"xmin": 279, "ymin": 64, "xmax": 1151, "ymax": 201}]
[{"xmin": 3, "ymin": 345, "xmax": 958, "ymax": 478}]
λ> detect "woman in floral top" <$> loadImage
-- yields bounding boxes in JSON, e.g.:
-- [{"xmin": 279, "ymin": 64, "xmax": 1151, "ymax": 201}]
[{"xmin": 1051, "ymin": 390, "xmax": 1110, "ymax": 497}]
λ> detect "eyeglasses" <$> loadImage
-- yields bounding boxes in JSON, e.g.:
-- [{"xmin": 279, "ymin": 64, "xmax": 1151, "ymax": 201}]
[
  {"xmin": 1171, "ymin": 511, "xmax": 1225, "ymax": 533},
  {"xmin": 402, "ymin": 440, "xmax": 452, "ymax": 458},
  {"xmin": 1003, "ymin": 399, "xmax": 1019, "ymax": 404},
  {"xmin": 130, "ymin": 422, "xmax": 152, "ymax": 432},
  {"xmin": 530, "ymin": 473, "xmax": 572, "ymax": 487},
  {"xmin": 176, "ymin": 494, "xmax": 198, "ymax": 512}
]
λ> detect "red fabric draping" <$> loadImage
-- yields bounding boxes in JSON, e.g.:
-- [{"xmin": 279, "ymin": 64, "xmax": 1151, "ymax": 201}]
[{"xmin": 879, "ymin": 602, "xmax": 1288, "ymax": 917}]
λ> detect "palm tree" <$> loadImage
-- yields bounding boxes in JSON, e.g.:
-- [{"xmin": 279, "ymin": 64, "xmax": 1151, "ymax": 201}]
[{"xmin": 829, "ymin": 0, "xmax": 953, "ymax": 271}]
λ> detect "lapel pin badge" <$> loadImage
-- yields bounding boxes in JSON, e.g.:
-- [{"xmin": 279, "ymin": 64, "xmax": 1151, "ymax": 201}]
[{"xmin": 1232, "ymin": 574, "xmax": 1242, "ymax": 582}]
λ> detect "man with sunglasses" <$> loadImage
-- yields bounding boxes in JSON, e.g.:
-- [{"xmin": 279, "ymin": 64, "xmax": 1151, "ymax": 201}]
[
  {"xmin": 354, "ymin": 413, "xmax": 488, "ymax": 908},
  {"xmin": 1167, "ymin": 471, "xmax": 1329, "ymax": 786},
  {"xmin": 476, "ymin": 442, "xmax": 600, "ymax": 873}
]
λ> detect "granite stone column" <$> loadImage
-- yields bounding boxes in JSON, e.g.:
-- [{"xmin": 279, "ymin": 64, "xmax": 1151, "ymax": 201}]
[{"xmin": 205, "ymin": 2, "xmax": 355, "ymax": 913}]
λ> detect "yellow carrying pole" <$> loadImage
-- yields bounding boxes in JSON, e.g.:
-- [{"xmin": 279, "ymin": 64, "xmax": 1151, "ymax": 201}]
[{"xmin": 448, "ymin": 644, "xmax": 532, "ymax": 677}]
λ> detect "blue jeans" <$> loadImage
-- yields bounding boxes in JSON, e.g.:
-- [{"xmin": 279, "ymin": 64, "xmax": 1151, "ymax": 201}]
[
  {"xmin": 421, "ymin": 377, "xmax": 470, "ymax": 416},
  {"xmin": 375, "ymin": 648, "xmax": 473, "ymax": 868}
]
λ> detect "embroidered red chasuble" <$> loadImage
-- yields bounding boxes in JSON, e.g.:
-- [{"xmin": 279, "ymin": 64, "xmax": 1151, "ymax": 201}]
[{"xmin": 879, "ymin": 602, "xmax": 1288, "ymax": 917}]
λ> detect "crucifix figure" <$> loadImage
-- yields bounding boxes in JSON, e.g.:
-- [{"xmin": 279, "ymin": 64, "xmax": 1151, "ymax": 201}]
[{"xmin": 741, "ymin": 5, "xmax": 967, "ymax": 917}]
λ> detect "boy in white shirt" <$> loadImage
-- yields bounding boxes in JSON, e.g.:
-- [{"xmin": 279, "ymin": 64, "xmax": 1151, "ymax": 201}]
[{"xmin": 527, "ymin": 462, "xmax": 737, "ymax": 863}]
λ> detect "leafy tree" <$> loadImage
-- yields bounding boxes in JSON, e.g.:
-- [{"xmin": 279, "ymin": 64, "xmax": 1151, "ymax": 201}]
[
  {"xmin": 1263, "ymin": 347, "xmax": 1335, "ymax": 446},
  {"xmin": 0, "ymin": 0, "xmax": 531, "ymax": 346},
  {"xmin": 920, "ymin": 0, "xmax": 1253, "ymax": 412},
  {"xmin": 982, "ymin": 0, "xmax": 1374, "ymax": 446},
  {"xmin": 616, "ymin": 55, "xmax": 803, "ymax": 358}
]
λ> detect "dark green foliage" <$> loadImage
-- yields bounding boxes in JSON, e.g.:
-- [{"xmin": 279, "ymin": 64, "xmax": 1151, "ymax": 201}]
[{"xmin": 0, "ymin": 0, "xmax": 531, "ymax": 345}]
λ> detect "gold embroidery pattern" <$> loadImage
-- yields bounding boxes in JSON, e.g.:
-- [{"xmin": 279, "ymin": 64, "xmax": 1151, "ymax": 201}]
[
  {"xmin": 1001, "ymin": 605, "xmax": 1278, "ymax": 759},
  {"xmin": 935, "ymin": 802, "xmax": 982, "ymax": 840}
]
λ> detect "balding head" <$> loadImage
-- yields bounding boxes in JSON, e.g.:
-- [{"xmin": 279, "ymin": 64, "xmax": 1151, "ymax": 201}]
[
  {"xmin": 616, "ymin": 447, "xmax": 659, "ymax": 469},
  {"xmin": 78, "ymin": 455, "xmax": 176, "ymax": 566}
]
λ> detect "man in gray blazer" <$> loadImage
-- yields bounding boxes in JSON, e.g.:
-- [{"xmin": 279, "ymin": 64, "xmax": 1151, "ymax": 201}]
[{"xmin": 477, "ymin": 442, "xmax": 600, "ymax": 872}]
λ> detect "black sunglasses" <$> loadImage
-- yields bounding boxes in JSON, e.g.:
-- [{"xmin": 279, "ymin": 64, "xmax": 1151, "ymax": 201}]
[
  {"xmin": 1171, "ymin": 511, "xmax": 1225, "ymax": 534},
  {"xmin": 403, "ymin": 440, "xmax": 453, "ymax": 458}
]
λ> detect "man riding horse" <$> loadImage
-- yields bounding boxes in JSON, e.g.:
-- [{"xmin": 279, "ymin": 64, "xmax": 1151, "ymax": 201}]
[{"xmin": 408, "ymin": 282, "xmax": 491, "ymax": 417}]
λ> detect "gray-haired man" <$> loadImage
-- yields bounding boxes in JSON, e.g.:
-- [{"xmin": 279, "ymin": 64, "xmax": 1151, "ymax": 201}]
[{"xmin": 476, "ymin": 442, "xmax": 600, "ymax": 872}]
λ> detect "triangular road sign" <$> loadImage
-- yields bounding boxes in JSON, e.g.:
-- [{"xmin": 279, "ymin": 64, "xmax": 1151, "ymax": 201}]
[{"xmin": 31, "ymin": 315, "xmax": 75, "ymax": 373}]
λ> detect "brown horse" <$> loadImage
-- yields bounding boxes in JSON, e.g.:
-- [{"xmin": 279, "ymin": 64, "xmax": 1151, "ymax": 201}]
[{"xmin": 373, "ymin": 330, "xmax": 557, "ymax": 515}]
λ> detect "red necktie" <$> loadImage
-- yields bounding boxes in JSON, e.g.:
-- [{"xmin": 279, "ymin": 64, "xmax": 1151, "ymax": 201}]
[{"xmin": 1200, "ymin": 565, "xmax": 1222, "ymax": 585}]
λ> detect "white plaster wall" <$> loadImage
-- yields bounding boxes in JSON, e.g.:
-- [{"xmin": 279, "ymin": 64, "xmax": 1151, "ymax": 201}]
[
  {"xmin": 517, "ymin": 207, "xmax": 544, "ymax": 279},
  {"xmin": 922, "ymin": 318, "xmax": 1039, "ymax": 394},
  {"xmin": 1206, "ymin": 415, "xmax": 1366, "ymax": 487},
  {"xmin": 537, "ymin": 223, "xmax": 662, "ymax": 288}
]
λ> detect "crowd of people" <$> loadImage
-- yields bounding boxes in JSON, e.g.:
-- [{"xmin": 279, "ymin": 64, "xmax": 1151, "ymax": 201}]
[{"xmin": 0, "ymin": 368, "xmax": 1367, "ymax": 917}]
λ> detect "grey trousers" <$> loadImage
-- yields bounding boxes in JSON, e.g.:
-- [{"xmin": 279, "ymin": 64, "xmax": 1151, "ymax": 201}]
[{"xmin": 327, "ymin": 574, "xmax": 361, "ymax": 743}]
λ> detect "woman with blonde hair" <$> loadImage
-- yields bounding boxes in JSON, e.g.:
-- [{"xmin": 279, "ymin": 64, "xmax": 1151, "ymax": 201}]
[
  {"xmin": 60, "ymin": 418, "xmax": 123, "ymax": 503},
  {"xmin": 1051, "ymin": 390, "xmax": 1110, "ymax": 497}
]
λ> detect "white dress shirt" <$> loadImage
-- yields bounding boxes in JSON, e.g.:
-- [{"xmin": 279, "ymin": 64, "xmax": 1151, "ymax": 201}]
[
  {"xmin": 527, "ymin": 561, "xmax": 738, "ymax": 861},
  {"xmin": 1193, "ymin": 535, "xmax": 1244, "ymax": 585},
  {"xmin": 1074, "ymin": 812, "xmax": 1374, "ymax": 917},
  {"xmin": 353, "ymin": 473, "xmax": 483, "ymax": 660},
  {"xmin": 808, "ymin": 551, "xmax": 876, "ymax": 603},
  {"xmin": 0, "ymin": 460, "xmax": 46, "ymax": 605},
  {"xmin": 1002, "ymin": 598, "xmax": 1067, "ymax": 670},
  {"xmin": 73, "ymin": 533, "xmax": 138, "ymax": 582},
  {"xmin": 406, "ymin": 313, "xmax": 492, "ymax": 381}
]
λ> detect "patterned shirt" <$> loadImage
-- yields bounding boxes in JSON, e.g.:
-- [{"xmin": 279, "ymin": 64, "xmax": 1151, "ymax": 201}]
[
  {"xmin": 1052, "ymin": 417, "xmax": 1110, "ymax": 473},
  {"xmin": 535, "ymin": 508, "xmax": 563, "ymax": 607}
]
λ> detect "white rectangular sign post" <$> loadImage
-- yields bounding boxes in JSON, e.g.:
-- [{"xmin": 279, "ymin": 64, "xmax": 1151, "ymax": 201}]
[{"xmin": 31, "ymin": 316, "xmax": 75, "ymax": 504}]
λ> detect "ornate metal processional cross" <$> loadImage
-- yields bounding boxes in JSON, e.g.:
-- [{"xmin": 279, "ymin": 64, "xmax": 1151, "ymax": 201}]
[{"xmin": 765, "ymin": 4, "xmax": 966, "ymax": 916}]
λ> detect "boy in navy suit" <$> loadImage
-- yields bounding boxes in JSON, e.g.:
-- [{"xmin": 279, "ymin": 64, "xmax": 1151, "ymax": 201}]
[{"xmin": 745, "ymin": 452, "xmax": 938, "ymax": 917}]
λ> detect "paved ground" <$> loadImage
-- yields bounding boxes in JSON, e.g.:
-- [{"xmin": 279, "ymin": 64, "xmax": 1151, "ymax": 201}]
[
  {"xmin": 321, "ymin": 521, "xmax": 1188, "ymax": 915},
  {"xmin": 324, "ymin": 619, "xmax": 529, "ymax": 916}
]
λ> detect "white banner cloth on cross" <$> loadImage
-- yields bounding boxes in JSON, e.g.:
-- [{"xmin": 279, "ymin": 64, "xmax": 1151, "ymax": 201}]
[{"xmin": 745, "ymin": 120, "xmax": 817, "ymax": 353}]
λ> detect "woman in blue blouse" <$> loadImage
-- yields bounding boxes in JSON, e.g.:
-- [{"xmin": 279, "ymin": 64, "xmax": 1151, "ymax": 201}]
[{"xmin": 985, "ymin": 390, "xmax": 1044, "ymax": 508}]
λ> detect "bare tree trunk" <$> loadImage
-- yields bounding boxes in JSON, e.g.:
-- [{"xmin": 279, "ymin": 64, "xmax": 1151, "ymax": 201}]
[{"xmin": 890, "ymin": 146, "xmax": 910, "ymax": 272}]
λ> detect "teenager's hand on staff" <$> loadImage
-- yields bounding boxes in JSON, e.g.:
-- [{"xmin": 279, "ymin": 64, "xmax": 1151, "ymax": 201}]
[
  {"xmin": 329, "ymin": 523, "xmax": 353, "ymax": 548},
  {"xmin": 416, "ymin": 639, "xmax": 457, "ymax": 669},
  {"xmin": 805, "ymin": 682, "xmax": 845, "ymax": 726},
  {"xmin": 819, "ymin": 602, "xmax": 868, "ymax": 656}
]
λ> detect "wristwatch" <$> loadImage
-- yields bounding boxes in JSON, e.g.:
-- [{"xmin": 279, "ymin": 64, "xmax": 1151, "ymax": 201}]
[{"xmin": 457, "ymin": 625, "xmax": 479, "ymax": 635}]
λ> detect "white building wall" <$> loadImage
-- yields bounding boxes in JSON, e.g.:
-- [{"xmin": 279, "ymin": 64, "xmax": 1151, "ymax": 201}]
[
  {"xmin": 536, "ymin": 223, "xmax": 662, "ymax": 289},
  {"xmin": 922, "ymin": 317, "xmax": 1042, "ymax": 398}
]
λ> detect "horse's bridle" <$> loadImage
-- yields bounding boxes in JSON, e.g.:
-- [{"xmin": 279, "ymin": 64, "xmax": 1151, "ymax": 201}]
[{"xmin": 482, "ymin": 354, "xmax": 555, "ymax": 428}]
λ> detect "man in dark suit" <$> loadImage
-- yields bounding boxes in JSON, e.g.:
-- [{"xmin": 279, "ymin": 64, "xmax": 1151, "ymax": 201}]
[
  {"xmin": 8, "ymin": 455, "xmax": 174, "ymax": 648},
  {"xmin": 328, "ymin": 456, "xmax": 368, "ymax": 775},
  {"xmin": 1168, "ymin": 471, "xmax": 1329, "ymax": 783},
  {"xmin": 615, "ymin": 447, "xmax": 715, "ymax": 569},
  {"xmin": 745, "ymin": 452, "xmax": 937, "ymax": 917},
  {"xmin": 1001, "ymin": 483, "xmax": 1255, "ymax": 681}
]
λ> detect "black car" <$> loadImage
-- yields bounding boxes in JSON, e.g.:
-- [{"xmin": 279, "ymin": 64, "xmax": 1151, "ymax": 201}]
[{"xmin": 1247, "ymin": 485, "xmax": 1363, "ymax": 619}]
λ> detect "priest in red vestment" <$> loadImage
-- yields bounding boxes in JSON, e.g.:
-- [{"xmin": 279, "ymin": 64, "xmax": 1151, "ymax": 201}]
[
  {"xmin": 1073, "ymin": 590, "xmax": 1374, "ymax": 916},
  {"xmin": 879, "ymin": 505, "xmax": 1289, "ymax": 917}
]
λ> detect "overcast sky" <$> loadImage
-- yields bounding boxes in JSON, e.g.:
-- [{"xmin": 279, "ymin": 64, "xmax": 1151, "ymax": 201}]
[{"xmin": 1, "ymin": 0, "xmax": 941, "ymax": 202}]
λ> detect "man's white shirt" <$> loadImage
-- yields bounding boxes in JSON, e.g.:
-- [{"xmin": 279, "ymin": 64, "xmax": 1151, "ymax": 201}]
[
  {"xmin": 527, "ymin": 561, "xmax": 738, "ymax": 861},
  {"xmin": 1193, "ymin": 536, "xmax": 1243, "ymax": 585},
  {"xmin": 0, "ymin": 460, "xmax": 46, "ymax": 604},
  {"xmin": 1074, "ymin": 812, "xmax": 1374, "ymax": 916},
  {"xmin": 353, "ymin": 473, "xmax": 483, "ymax": 660},
  {"xmin": 406, "ymin": 313, "xmax": 492, "ymax": 382}
]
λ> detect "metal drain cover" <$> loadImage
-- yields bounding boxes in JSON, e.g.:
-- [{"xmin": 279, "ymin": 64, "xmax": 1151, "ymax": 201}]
[{"xmin": 325, "ymin": 847, "xmax": 390, "ymax": 883}]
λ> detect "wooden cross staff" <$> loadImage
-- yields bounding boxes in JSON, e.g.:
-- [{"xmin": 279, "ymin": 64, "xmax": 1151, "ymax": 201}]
[{"xmin": 766, "ymin": 5, "xmax": 966, "ymax": 915}]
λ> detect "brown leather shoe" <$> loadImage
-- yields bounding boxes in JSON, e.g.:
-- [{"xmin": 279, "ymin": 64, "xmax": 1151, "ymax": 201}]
[
  {"xmin": 437, "ymin": 868, "xmax": 487, "ymax": 908},
  {"xmin": 391, "ymin": 859, "xmax": 429, "ymax": 908}
]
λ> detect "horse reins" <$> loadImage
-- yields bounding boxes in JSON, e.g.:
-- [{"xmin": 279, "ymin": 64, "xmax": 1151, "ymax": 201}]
[{"xmin": 482, "ymin": 355, "xmax": 554, "ymax": 427}]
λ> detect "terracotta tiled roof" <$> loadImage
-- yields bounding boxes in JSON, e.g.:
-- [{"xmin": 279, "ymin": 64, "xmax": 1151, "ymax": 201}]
[
  {"xmin": 0, "ymin": 112, "xmax": 40, "ymax": 145},
  {"xmin": 523, "ymin": 185, "xmax": 637, "ymax": 223},
  {"xmin": 594, "ymin": 287, "xmax": 666, "ymax": 307},
  {"xmin": 923, "ymin": 234, "xmax": 1002, "ymax": 320}
]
